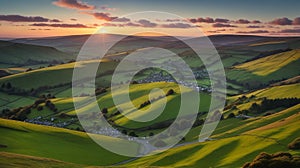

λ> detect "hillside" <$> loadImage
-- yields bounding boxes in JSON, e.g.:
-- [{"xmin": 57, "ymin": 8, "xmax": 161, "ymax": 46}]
[
  {"xmin": 0, "ymin": 40, "xmax": 72, "ymax": 66},
  {"xmin": 0, "ymin": 152, "xmax": 85, "ymax": 168},
  {"xmin": 124, "ymin": 104, "xmax": 300, "ymax": 167},
  {"xmin": 0, "ymin": 118, "xmax": 137, "ymax": 166},
  {"xmin": 227, "ymin": 49, "xmax": 300, "ymax": 87}
]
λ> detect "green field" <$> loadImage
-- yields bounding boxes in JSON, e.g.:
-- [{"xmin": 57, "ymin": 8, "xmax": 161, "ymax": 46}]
[
  {"xmin": 1, "ymin": 34, "xmax": 300, "ymax": 167},
  {"xmin": 0, "ymin": 118, "xmax": 138, "ymax": 166},
  {"xmin": 227, "ymin": 49, "xmax": 300, "ymax": 86},
  {"xmin": 124, "ymin": 104, "xmax": 300, "ymax": 167}
]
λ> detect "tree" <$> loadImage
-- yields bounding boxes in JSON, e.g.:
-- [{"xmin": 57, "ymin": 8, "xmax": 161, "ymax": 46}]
[
  {"xmin": 166, "ymin": 89, "xmax": 175, "ymax": 96},
  {"xmin": 102, "ymin": 108, "xmax": 108, "ymax": 114},
  {"xmin": 37, "ymin": 106, "xmax": 43, "ymax": 111},
  {"xmin": 6, "ymin": 82, "xmax": 12, "ymax": 89},
  {"xmin": 227, "ymin": 113, "xmax": 235, "ymax": 119},
  {"xmin": 129, "ymin": 132, "xmax": 138, "ymax": 137},
  {"xmin": 121, "ymin": 130, "xmax": 127, "ymax": 135},
  {"xmin": 1, "ymin": 83, "xmax": 5, "ymax": 89}
]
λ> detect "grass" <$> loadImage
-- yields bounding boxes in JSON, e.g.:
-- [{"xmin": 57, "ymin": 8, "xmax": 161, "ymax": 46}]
[
  {"xmin": 227, "ymin": 49, "xmax": 300, "ymax": 86},
  {"xmin": 0, "ymin": 152, "xmax": 85, "ymax": 168},
  {"xmin": 234, "ymin": 49, "xmax": 300, "ymax": 76},
  {"xmin": 0, "ymin": 40, "xmax": 72, "ymax": 65},
  {"xmin": 0, "ymin": 92, "xmax": 35, "ymax": 111},
  {"xmin": 0, "ymin": 118, "xmax": 138, "ymax": 166},
  {"xmin": 0, "ymin": 59, "xmax": 116, "ymax": 90},
  {"xmin": 124, "ymin": 104, "xmax": 300, "ymax": 167},
  {"xmin": 62, "ymin": 82, "xmax": 211, "ymax": 129}
]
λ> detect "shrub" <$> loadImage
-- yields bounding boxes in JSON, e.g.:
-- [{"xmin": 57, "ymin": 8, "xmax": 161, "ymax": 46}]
[
  {"xmin": 121, "ymin": 130, "xmax": 127, "ymax": 135},
  {"xmin": 227, "ymin": 113, "xmax": 235, "ymax": 119},
  {"xmin": 166, "ymin": 89, "xmax": 175, "ymax": 96},
  {"xmin": 37, "ymin": 106, "xmax": 43, "ymax": 111},
  {"xmin": 129, "ymin": 132, "xmax": 138, "ymax": 137},
  {"xmin": 242, "ymin": 152, "xmax": 300, "ymax": 168},
  {"xmin": 101, "ymin": 108, "xmax": 108, "ymax": 114}
]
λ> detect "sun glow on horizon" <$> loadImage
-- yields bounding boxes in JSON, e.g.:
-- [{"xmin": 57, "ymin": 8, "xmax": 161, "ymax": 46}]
[{"xmin": 100, "ymin": 27, "xmax": 108, "ymax": 34}]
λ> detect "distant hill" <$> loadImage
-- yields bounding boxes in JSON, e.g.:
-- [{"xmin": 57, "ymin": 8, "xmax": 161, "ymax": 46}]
[
  {"xmin": 11, "ymin": 34, "xmax": 177, "ymax": 56},
  {"xmin": 0, "ymin": 40, "xmax": 72, "ymax": 66}
]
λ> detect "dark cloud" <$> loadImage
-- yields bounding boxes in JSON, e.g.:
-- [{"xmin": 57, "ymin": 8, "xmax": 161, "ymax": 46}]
[
  {"xmin": 212, "ymin": 23, "xmax": 237, "ymax": 28},
  {"xmin": 189, "ymin": 17, "xmax": 214, "ymax": 23},
  {"xmin": 137, "ymin": 19, "xmax": 157, "ymax": 27},
  {"xmin": 112, "ymin": 17, "xmax": 130, "ymax": 22},
  {"xmin": 88, "ymin": 12, "xmax": 118, "ymax": 21},
  {"xmin": 247, "ymin": 25, "xmax": 265, "ymax": 28},
  {"xmin": 70, "ymin": 18, "xmax": 77, "ymax": 21},
  {"xmin": 156, "ymin": 19, "xmax": 184, "ymax": 22},
  {"xmin": 124, "ymin": 22, "xmax": 141, "ymax": 27},
  {"xmin": 102, "ymin": 22, "xmax": 141, "ymax": 27},
  {"xmin": 102, "ymin": 20, "xmax": 194, "ymax": 28},
  {"xmin": 293, "ymin": 17, "xmax": 300, "ymax": 25},
  {"xmin": 215, "ymin": 18, "xmax": 229, "ymax": 23},
  {"xmin": 29, "ymin": 28, "xmax": 52, "ymax": 31},
  {"xmin": 30, "ymin": 23, "xmax": 94, "ymax": 28},
  {"xmin": 252, "ymin": 20, "xmax": 261, "ymax": 24},
  {"xmin": 0, "ymin": 15, "xmax": 61, "ymax": 22},
  {"xmin": 53, "ymin": 0, "xmax": 95, "ymax": 10},
  {"xmin": 278, "ymin": 28, "xmax": 300, "ymax": 33},
  {"xmin": 270, "ymin": 17, "xmax": 293, "ymax": 25},
  {"xmin": 237, "ymin": 30, "xmax": 269, "ymax": 34},
  {"xmin": 50, "ymin": 19, "xmax": 61, "ymax": 22},
  {"xmin": 235, "ymin": 19, "xmax": 251, "ymax": 24},
  {"xmin": 161, "ymin": 23, "xmax": 193, "ymax": 28}
]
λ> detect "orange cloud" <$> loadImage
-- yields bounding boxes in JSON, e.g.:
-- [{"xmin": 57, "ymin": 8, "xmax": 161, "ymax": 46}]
[{"xmin": 53, "ymin": 0, "xmax": 95, "ymax": 10}]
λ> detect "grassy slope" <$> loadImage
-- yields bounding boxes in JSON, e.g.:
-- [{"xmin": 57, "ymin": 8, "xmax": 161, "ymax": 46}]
[
  {"xmin": 47, "ymin": 82, "xmax": 210, "ymax": 129},
  {"xmin": 223, "ymin": 83, "xmax": 300, "ymax": 116},
  {"xmin": 227, "ymin": 49, "xmax": 300, "ymax": 85},
  {"xmin": 0, "ymin": 59, "xmax": 117, "ymax": 90},
  {"xmin": 0, "ymin": 152, "xmax": 85, "ymax": 168},
  {"xmin": 125, "ymin": 104, "xmax": 300, "ymax": 168},
  {"xmin": 0, "ymin": 118, "xmax": 138, "ymax": 166},
  {"xmin": 0, "ymin": 92, "xmax": 35, "ymax": 111},
  {"xmin": 0, "ymin": 40, "xmax": 72, "ymax": 66}
]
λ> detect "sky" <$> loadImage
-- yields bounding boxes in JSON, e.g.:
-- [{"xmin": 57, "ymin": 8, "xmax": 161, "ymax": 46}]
[{"xmin": 0, "ymin": 0, "xmax": 299, "ymax": 38}]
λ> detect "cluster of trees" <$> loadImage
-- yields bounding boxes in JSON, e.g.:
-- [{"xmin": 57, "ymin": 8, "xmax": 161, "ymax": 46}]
[
  {"xmin": 45, "ymin": 100, "xmax": 57, "ymax": 112},
  {"xmin": 139, "ymin": 100, "xmax": 151, "ymax": 109},
  {"xmin": 242, "ymin": 152, "xmax": 300, "ymax": 168},
  {"xmin": 249, "ymin": 98, "xmax": 300, "ymax": 114},
  {"xmin": 1, "ymin": 82, "xmax": 13, "ymax": 90},
  {"xmin": 0, "ymin": 81, "xmax": 70, "ymax": 97},
  {"xmin": 139, "ymin": 89, "xmax": 175, "ymax": 109},
  {"xmin": 33, "ymin": 96, "xmax": 58, "ymax": 113},
  {"xmin": 1, "ymin": 106, "xmax": 31, "ymax": 121}
]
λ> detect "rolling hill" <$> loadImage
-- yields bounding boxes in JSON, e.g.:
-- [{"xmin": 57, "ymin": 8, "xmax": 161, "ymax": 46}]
[
  {"xmin": 0, "ymin": 40, "xmax": 72, "ymax": 66},
  {"xmin": 124, "ymin": 104, "xmax": 300, "ymax": 167},
  {"xmin": 227, "ymin": 49, "xmax": 300, "ymax": 87},
  {"xmin": 0, "ymin": 118, "xmax": 138, "ymax": 166}
]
